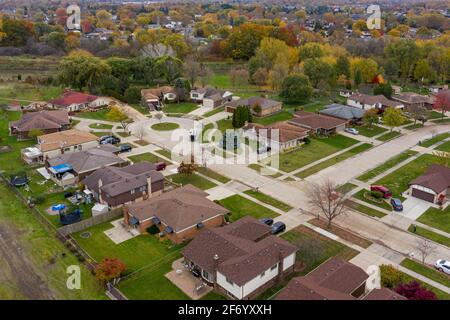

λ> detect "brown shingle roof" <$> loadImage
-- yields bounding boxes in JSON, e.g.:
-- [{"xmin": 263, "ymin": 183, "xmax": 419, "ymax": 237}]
[
  {"xmin": 141, "ymin": 86, "xmax": 174, "ymax": 100},
  {"xmin": 276, "ymin": 258, "xmax": 369, "ymax": 300},
  {"xmin": 126, "ymin": 184, "xmax": 229, "ymax": 232},
  {"xmin": 10, "ymin": 110, "xmax": 69, "ymax": 132},
  {"xmin": 362, "ymin": 288, "xmax": 406, "ymax": 300},
  {"xmin": 38, "ymin": 129, "xmax": 99, "ymax": 152},
  {"xmin": 392, "ymin": 92, "xmax": 433, "ymax": 104},
  {"xmin": 182, "ymin": 216, "xmax": 297, "ymax": 286},
  {"xmin": 49, "ymin": 91, "xmax": 98, "ymax": 107},
  {"xmin": 245, "ymin": 122, "xmax": 309, "ymax": 143},
  {"xmin": 289, "ymin": 111, "xmax": 347, "ymax": 130},
  {"xmin": 226, "ymin": 97, "xmax": 281, "ymax": 110},
  {"xmin": 410, "ymin": 164, "xmax": 450, "ymax": 193},
  {"xmin": 348, "ymin": 93, "xmax": 402, "ymax": 108},
  {"xmin": 83, "ymin": 161, "xmax": 164, "ymax": 197}
]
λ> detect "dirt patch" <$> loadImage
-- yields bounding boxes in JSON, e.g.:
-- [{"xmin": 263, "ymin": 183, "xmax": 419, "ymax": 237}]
[
  {"xmin": 309, "ymin": 218, "xmax": 373, "ymax": 249},
  {"xmin": 0, "ymin": 223, "xmax": 55, "ymax": 299}
]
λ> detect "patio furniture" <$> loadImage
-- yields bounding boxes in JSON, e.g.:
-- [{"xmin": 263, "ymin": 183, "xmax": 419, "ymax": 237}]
[{"xmin": 176, "ymin": 269, "xmax": 183, "ymax": 275}]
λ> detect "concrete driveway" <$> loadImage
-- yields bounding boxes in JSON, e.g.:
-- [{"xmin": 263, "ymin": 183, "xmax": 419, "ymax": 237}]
[{"xmin": 400, "ymin": 197, "xmax": 431, "ymax": 220}]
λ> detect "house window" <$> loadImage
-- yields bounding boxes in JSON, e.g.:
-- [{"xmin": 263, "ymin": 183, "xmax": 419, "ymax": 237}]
[
  {"xmin": 64, "ymin": 147, "xmax": 70, "ymax": 152},
  {"xmin": 226, "ymin": 277, "xmax": 234, "ymax": 285},
  {"xmin": 78, "ymin": 145, "xmax": 82, "ymax": 150},
  {"xmin": 131, "ymin": 189, "xmax": 135, "ymax": 194},
  {"xmin": 202, "ymin": 270, "xmax": 211, "ymax": 281},
  {"xmin": 192, "ymin": 93, "xmax": 198, "ymax": 98},
  {"xmin": 74, "ymin": 145, "xmax": 78, "ymax": 150},
  {"xmin": 270, "ymin": 264, "xmax": 278, "ymax": 271},
  {"xmin": 260, "ymin": 271, "xmax": 266, "ymax": 278}
]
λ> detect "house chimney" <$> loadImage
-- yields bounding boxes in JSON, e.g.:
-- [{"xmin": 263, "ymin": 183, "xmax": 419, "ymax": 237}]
[
  {"xmin": 213, "ymin": 254, "xmax": 219, "ymax": 270},
  {"xmin": 98, "ymin": 179, "xmax": 103, "ymax": 203},
  {"xmin": 146, "ymin": 176, "xmax": 152, "ymax": 196}
]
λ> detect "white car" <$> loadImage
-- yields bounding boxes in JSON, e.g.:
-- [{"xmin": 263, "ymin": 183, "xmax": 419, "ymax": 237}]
[
  {"xmin": 434, "ymin": 259, "xmax": 450, "ymax": 275},
  {"xmin": 345, "ymin": 128, "xmax": 359, "ymax": 135}
]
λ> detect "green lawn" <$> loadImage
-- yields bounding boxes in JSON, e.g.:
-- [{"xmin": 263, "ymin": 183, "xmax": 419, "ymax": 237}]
[
  {"xmin": 197, "ymin": 167, "xmax": 231, "ymax": 184},
  {"xmin": 154, "ymin": 149, "xmax": 173, "ymax": 160},
  {"xmin": 0, "ymin": 182, "xmax": 105, "ymax": 300},
  {"xmin": 257, "ymin": 225, "xmax": 359, "ymax": 300},
  {"xmin": 435, "ymin": 140, "xmax": 450, "ymax": 152},
  {"xmin": 421, "ymin": 132, "xmax": 450, "ymax": 148},
  {"xmin": 203, "ymin": 107, "xmax": 224, "ymax": 118},
  {"xmin": 356, "ymin": 150, "xmax": 418, "ymax": 182},
  {"xmin": 252, "ymin": 111, "xmax": 294, "ymax": 126},
  {"xmin": 244, "ymin": 190, "xmax": 293, "ymax": 212},
  {"xmin": 427, "ymin": 111, "xmax": 445, "ymax": 120},
  {"xmin": 128, "ymin": 152, "xmax": 165, "ymax": 164},
  {"xmin": 353, "ymin": 189, "xmax": 393, "ymax": 211},
  {"xmin": 376, "ymin": 131, "xmax": 401, "ymax": 142},
  {"xmin": 295, "ymin": 143, "xmax": 372, "ymax": 178},
  {"xmin": 337, "ymin": 183, "xmax": 358, "ymax": 193},
  {"xmin": 408, "ymin": 225, "xmax": 450, "ymax": 247},
  {"xmin": 218, "ymin": 194, "xmax": 280, "ymax": 222},
  {"xmin": 268, "ymin": 135, "xmax": 358, "ymax": 173},
  {"xmin": 164, "ymin": 102, "xmax": 198, "ymax": 114},
  {"xmin": 416, "ymin": 206, "xmax": 450, "ymax": 234},
  {"xmin": 167, "ymin": 173, "xmax": 217, "ymax": 190},
  {"xmin": 129, "ymin": 103, "xmax": 150, "ymax": 115},
  {"xmin": 355, "ymin": 125, "xmax": 387, "ymax": 137},
  {"xmin": 403, "ymin": 123, "xmax": 424, "ymax": 130},
  {"xmin": 151, "ymin": 122, "xmax": 180, "ymax": 131},
  {"xmin": 401, "ymin": 258, "xmax": 450, "ymax": 288},
  {"xmin": 347, "ymin": 200, "xmax": 387, "ymax": 218},
  {"xmin": 431, "ymin": 118, "xmax": 450, "ymax": 124},
  {"xmin": 248, "ymin": 163, "xmax": 283, "ymax": 178},
  {"xmin": 216, "ymin": 118, "xmax": 233, "ymax": 133},
  {"xmin": 373, "ymin": 154, "xmax": 440, "ymax": 199},
  {"xmin": 0, "ymin": 84, "xmax": 63, "ymax": 102},
  {"xmin": 76, "ymin": 109, "xmax": 112, "ymax": 121},
  {"xmin": 73, "ymin": 220, "xmax": 189, "ymax": 300},
  {"xmin": 88, "ymin": 123, "xmax": 113, "ymax": 130},
  {"xmin": 201, "ymin": 123, "xmax": 215, "ymax": 143}
]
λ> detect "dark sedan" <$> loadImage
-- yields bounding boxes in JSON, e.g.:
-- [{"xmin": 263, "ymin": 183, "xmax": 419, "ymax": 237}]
[
  {"xmin": 259, "ymin": 217, "xmax": 274, "ymax": 226},
  {"xmin": 271, "ymin": 221, "xmax": 286, "ymax": 235},
  {"xmin": 390, "ymin": 198, "xmax": 403, "ymax": 211}
]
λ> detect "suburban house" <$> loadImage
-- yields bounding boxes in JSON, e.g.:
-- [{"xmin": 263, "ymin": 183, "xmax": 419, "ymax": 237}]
[
  {"xmin": 244, "ymin": 122, "xmax": 309, "ymax": 152},
  {"xmin": 123, "ymin": 184, "xmax": 229, "ymax": 243},
  {"xmin": 346, "ymin": 93, "xmax": 404, "ymax": 111},
  {"xmin": 141, "ymin": 86, "xmax": 176, "ymax": 111},
  {"xmin": 392, "ymin": 92, "xmax": 435, "ymax": 111},
  {"xmin": 275, "ymin": 258, "xmax": 369, "ymax": 300},
  {"xmin": 190, "ymin": 87, "xmax": 233, "ymax": 108},
  {"xmin": 429, "ymin": 84, "xmax": 448, "ymax": 94},
  {"xmin": 9, "ymin": 110, "xmax": 70, "ymax": 140},
  {"xmin": 339, "ymin": 89, "xmax": 357, "ymax": 98},
  {"xmin": 319, "ymin": 104, "xmax": 365, "ymax": 124},
  {"xmin": 224, "ymin": 96, "xmax": 282, "ymax": 117},
  {"xmin": 182, "ymin": 216, "xmax": 298, "ymax": 300},
  {"xmin": 48, "ymin": 90, "xmax": 109, "ymax": 112},
  {"xmin": 45, "ymin": 145, "xmax": 127, "ymax": 186},
  {"xmin": 288, "ymin": 111, "xmax": 347, "ymax": 135},
  {"xmin": 82, "ymin": 161, "xmax": 164, "ymax": 208},
  {"xmin": 408, "ymin": 164, "xmax": 450, "ymax": 204},
  {"xmin": 21, "ymin": 129, "xmax": 99, "ymax": 164}
]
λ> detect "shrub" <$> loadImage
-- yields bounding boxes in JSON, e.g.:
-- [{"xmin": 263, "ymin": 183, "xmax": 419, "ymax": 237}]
[
  {"xmin": 395, "ymin": 281, "xmax": 437, "ymax": 300},
  {"xmin": 370, "ymin": 191, "xmax": 384, "ymax": 199},
  {"xmin": 146, "ymin": 225, "xmax": 160, "ymax": 235},
  {"xmin": 124, "ymin": 86, "xmax": 142, "ymax": 104},
  {"xmin": 303, "ymin": 137, "xmax": 311, "ymax": 145},
  {"xmin": 31, "ymin": 195, "xmax": 45, "ymax": 205},
  {"xmin": 380, "ymin": 264, "xmax": 405, "ymax": 288}
]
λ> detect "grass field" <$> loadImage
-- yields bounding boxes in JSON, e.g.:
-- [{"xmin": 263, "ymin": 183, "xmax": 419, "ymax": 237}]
[
  {"xmin": 356, "ymin": 150, "xmax": 418, "ymax": 182},
  {"xmin": 268, "ymin": 135, "xmax": 358, "ymax": 173},
  {"xmin": 403, "ymin": 123, "xmax": 424, "ymax": 130},
  {"xmin": 218, "ymin": 194, "xmax": 279, "ymax": 222},
  {"xmin": 376, "ymin": 131, "xmax": 401, "ymax": 142},
  {"xmin": 248, "ymin": 163, "xmax": 283, "ymax": 178},
  {"xmin": 416, "ymin": 206, "xmax": 450, "ymax": 234},
  {"xmin": 373, "ymin": 154, "xmax": 440, "ymax": 199},
  {"xmin": 244, "ymin": 189, "xmax": 293, "ymax": 212},
  {"xmin": 151, "ymin": 122, "xmax": 180, "ymax": 131},
  {"xmin": 0, "ymin": 83, "xmax": 62, "ymax": 103},
  {"xmin": 295, "ymin": 143, "xmax": 372, "ymax": 178}
]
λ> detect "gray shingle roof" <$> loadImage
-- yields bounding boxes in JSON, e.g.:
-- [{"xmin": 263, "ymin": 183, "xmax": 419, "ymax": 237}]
[{"xmin": 320, "ymin": 104, "xmax": 365, "ymax": 120}]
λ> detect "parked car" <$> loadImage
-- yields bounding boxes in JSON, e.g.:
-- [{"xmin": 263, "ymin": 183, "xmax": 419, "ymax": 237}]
[
  {"xmin": 434, "ymin": 260, "xmax": 450, "ymax": 275},
  {"xmin": 118, "ymin": 144, "xmax": 132, "ymax": 153},
  {"xmin": 100, "ymin": 135, "xmax": 121, "ymax": 145},
  {"xmin": 155, "ymin": 162, "xmax": 167, "ymax": 171},
  {"xmin": 345, "ymin": 128, "xmax": 359, "ymax": 135},
  {"xmin": 271, "ymin": 221, "xmax": 286, "ymax": 235},
  {"xmin": 370, "ymin": 185, "xmax": 392, "ymax": 198},
  {"xmin": 390, "ymin": 198, "xmax": 403, "ymax": 211},
  {"xmin": 260, "ymin": 217, "xmax": 274, "ymax": 226}
]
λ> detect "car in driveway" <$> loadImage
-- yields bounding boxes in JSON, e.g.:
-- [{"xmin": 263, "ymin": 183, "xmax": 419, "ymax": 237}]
[
  {"xmin": 434, "ymin": 260, "xmax": 450, "ymax": 275},
  {"xmin": 271, "ymin": 221, "xmax": 286, "ymax": 235},
  {"xmin": 100, "ymin": 135, "xmax": 121, "ymax": 145},
  {"xmin": 345, "ymin": 128, "xmax": 359, "ymax": 135},
  {"xmin": 155, "ymin": 162, "xmax": 167, "ymax": 171},
  {"xmin": 390, "ymin": 198, "xmax": 403, "ymax": 211},
  {"xmin": 118, "ymin": 144, "xmax": 132, "ymax": 153},
  {"xmin": 370, "ymin": 185, "xmax": 392, "ymax": 198},
  {"xmin": 260, "ymin": 217, "xmax": 274, "ymax": 226}
]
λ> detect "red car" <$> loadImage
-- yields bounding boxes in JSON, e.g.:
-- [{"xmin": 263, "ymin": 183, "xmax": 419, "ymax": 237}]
[
  {"xmin": 370, "ymin": 185, "xmax": 392, "ymax": 198},
  {"xmin": 155, "ymin": 162, "xmax": 167, "ymax": 171}
]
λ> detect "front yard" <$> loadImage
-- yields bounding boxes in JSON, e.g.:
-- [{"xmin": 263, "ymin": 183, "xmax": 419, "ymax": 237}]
[
  {"xmin": 266, "ymin": 135, "xmax": 358, "ymax": 173},
  {"xmin": 128, "ymin": 152, "xmax": 166, "ymax": 164},
  {"xmin": 164, "ymin": 102, "xmax": 199, "ymax": 115},
  {"xmin": 416, "ymin": 206, "xmax": 450, "ymax": 234},
  {"xmin": 355, "ymin": 125, "xmax": 387, "ymax": 137},
  {"xmin": 218, "ymin": 194, "xmax": 280, "ymax": 222},
  {"xmin": 243, "ymin": 189, "xmax": 293, "ymax": 212},
  {"xmin": 252, "ymin": 111, "xmax": 294, "ymax": 126},
  {"xmin": 167, "ymin": 173, "xmax": 217, "ymax": 190},
  {"xmin": 376, "ymin": 131, "xmax": 401, "ymax": 142},
  {"xmin": 75, "ymin": 109, "xmax": 111, "ymax": 121}
]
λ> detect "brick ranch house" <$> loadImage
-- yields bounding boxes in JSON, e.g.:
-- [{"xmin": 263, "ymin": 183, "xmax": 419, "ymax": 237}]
[
  {"xmin": 182, "ymin": 216, "xmax": 297, "ymax": 300},
  {"xmin": 9, "ymin": 110, "xmax": 70, "ymax": 140},
  {"xmin": 82, "ymin": 161, "xmax": 164, "ymax": 208},
  {"xmin": 48, "ymin": 90, "xmax": 109, "ymax": 113},
  {"xmin": 224, "ymin": 96, "xmax": 282, "ymax": 117},
  {"xmin": 123, "ymin": 184, "xmax": 229, "ymax": 243},
  {"xmin": 288, "ymin": 111, "xmax": 347, "ymax": 135},
  {"xmin": 408, "ymin": 164, "xmax": 450, "ymax": 204}
]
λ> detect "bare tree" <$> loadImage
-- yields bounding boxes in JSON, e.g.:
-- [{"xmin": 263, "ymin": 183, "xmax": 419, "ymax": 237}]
[
  {"xmin": 136, "ymin": 124, "xmax": 145, "ymax": 141},
  {"xmin": 199, "ymin": 66, "xmax": 213, "ymax": 87},
  {"xmin": 141, "ymin": 43, "xmax": 175, "ymax": 58},
  {"xmin": 183, "ymin": 56, "xmax": 202, "ymax": 87},
  {"xmin": 306, "ymin": 179, "xmax": 349, "ymax": 228},
  {"xmin": 408, "ymin": 104, "xmax": 427, "ymax": 125},
  {"xmin": 154, "ymin": 112, "xmax": 163, "ymax": 122},
  {"xmin": 230, "ymin": 68, "xmax": 249, "ymax": 89},
  {"xmin": 416, "ymin": 238, "xmax": 436, "ymax": 264}
]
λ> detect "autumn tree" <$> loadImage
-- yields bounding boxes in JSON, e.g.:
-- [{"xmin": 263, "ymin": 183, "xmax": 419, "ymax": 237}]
[
  {"xmin": 177, "ymin": 155, "xmax": 198, "ymax": 175},
  {"xmin": 395, "ymin": 281, "xmax": 437, "ymax": 300},
  {"xmin": 433, "ymin": 90, "xmax": 450, "ymax": 120},
  {"xmin": 230, "ymin": 68, "xmax": 249, "ymax": 88},
  {"xmin": 252, "ymin": 68, "xmax": 268, "ymax": 87},
  {"xmin": 303, "ymin": 58, "xmax": 335, "ymax": 88},
  {"xmin": 107, "ymin": 106, "xmax": 128, "ymax": 131},
  {"xmin": 95, "ymin": 258, "xmax": 126, "ymax": 286},
  {"xmin": 306, "ymin": 179, "xmax": 349, "ymax": 228},
  {"xmin": 155, "ymin": 56, "xmax": 182, "ymax": 83},
  {"xmin": 363, "ymin": 108, "xmax": 379, "ymax": 128},
  {"xmin": 382, "ymin": 107, "xmax": 405, "ymax": 131},
  {"xmin": 28, "ymin": 129, "xmax": 43, "ymax": 140}
]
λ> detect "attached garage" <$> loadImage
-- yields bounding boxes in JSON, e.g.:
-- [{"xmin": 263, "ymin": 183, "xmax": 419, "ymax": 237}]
[{"xmin": 411, "ymin": 188, "xmax": 435, "ymax": 203}]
